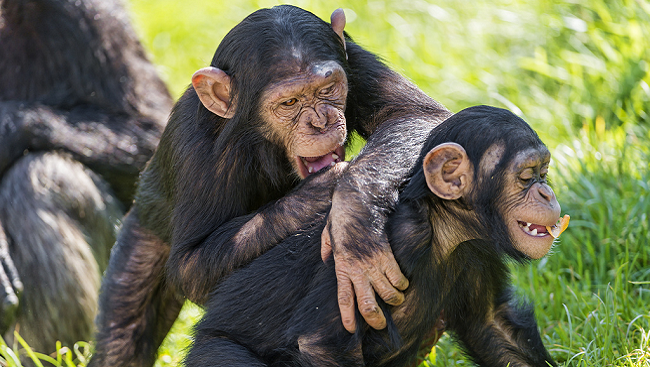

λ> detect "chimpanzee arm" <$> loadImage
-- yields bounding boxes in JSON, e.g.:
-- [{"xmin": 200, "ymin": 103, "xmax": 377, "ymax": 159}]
[
  {"xmin": 167, "ymin": 163, "xmax": 347, "ymax": 304},
  {"xmin": 325, "ymin": 117, "xmax": 438, "ymax": 330},
  {"xmin": 0, "ymin": 102, "xmax": 162, "ymax": 204},
  {"xmin": 324, "ymin": 41, "xmax": 452, "ymax": 332},
  {"xmin": 452, "ymin": 288, "xmax": 558, "ymax": 367}
]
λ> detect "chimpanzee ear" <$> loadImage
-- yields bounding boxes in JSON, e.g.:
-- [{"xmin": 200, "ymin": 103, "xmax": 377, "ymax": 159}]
[
  {"xmin": 330, "ymin": 8, "xmax": 347, "ymax": 53},
  {"xmin": 423, "ymin": 142, "xmax": 473, "ymax": 200},
  {"xmin": 191, "ymin": 67, "xmax": 236, "ymax": 119}
]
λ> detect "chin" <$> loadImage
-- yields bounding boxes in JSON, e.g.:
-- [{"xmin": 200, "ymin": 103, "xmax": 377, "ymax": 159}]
[{"xmin": 510, "ymin": 222, "xmax": 555, "ymax": 259}]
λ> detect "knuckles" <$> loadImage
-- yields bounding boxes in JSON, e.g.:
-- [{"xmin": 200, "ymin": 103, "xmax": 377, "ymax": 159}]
[
  {"xmin": 381, "ymin": 291, "xmax": 404, "ymax": 306},
  {"xmin": 337, "ymin": 292, "xmax": 354, "ymax": 307},
  {"xmin": 360, "ymin": 304, "xmax": 381, "ymax": 317}
]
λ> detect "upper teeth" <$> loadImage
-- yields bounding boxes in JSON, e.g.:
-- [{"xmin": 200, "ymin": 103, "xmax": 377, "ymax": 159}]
[
  {"xmin": 332, "ymin": 153, "xmax": 339, "ymax": 160},
  {"xmin": 519, "ymin": 222, "xmax": 548, "ymax": 237}
]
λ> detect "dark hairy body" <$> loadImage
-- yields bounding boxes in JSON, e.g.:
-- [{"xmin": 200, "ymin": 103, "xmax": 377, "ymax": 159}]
[
  {"xmin": 91, "ymin": 5, "xmax": 450, "ymax": 367},
  {"xmin": 0, "ymin": 0, "xmax": 171, "ymax": 350},
  {"xmin": 187, "ymin": 106, "xmax": 561, "ymax": 367}
]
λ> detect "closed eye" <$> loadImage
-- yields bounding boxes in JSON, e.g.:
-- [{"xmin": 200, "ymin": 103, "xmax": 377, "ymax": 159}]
[
  {"xmin": 540, "ymin": 165, "xmax": 549, "ymax": 181},
  {"xmin": 519, "ymin": 168, "xmax": 534, "ymax": 182},
  {"xmin": 320, "ymin": 84, "xmax": 335, "ymax": 96}
]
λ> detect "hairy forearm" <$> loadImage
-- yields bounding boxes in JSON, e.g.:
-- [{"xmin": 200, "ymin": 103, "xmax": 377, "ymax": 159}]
[
  {"xmin": 333, "ymin": 117, "xmax": 440, "ymax": 250},
  {"xmin": 0, "ymin": 102, "xmax": 162, "ymax": 202},
  {"xmin": 169, "ymin": 168, "xmax": 340, "ymax": 304},
  {"xmin": 4, "ymin": 103, "xmax": 158, "ymax": 170}
]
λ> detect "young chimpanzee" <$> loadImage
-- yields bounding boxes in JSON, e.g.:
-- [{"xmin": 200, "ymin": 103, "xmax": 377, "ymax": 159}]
[
  {"xmin": 186, "ymin": 105, "xmax": 563, "ymax": 367},
  {"xmin": 91, "ymin": 5, "xmax": 451, "ymax": 367},
  {"xmin": 0, "ymin": 0, "xmax": 171, "ymax": 351}
]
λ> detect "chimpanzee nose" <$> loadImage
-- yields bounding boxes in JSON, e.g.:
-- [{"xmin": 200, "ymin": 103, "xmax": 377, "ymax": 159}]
[
  {"xmin": 538, "ymin": 184, "xmax": 555, "ymax": 203},
  {"xmin": 309, "ymin": 106, "xmax": 328, "ymax": 130}
]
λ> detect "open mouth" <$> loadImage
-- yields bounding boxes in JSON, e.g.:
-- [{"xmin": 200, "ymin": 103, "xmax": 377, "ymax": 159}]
[
  {"xmin": 518, "ymin": 214, "xmax": 570, "ymax": 239},
  {"xmin": 296, "ymin": 145, "xmax": 345, "ymax": 178},
  {"xmin": 518, "ymin": 221, "xmax": 551, "ymax": 238}
]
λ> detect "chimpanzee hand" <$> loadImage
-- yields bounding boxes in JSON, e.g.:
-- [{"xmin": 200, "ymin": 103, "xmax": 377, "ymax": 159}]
[
  {"xmin": 321, "ymin": 192, "xmax": 408, "ymax": 333},
  {"xmin": 0, "ymin": 224, "xmax": 22, "ymax": 334}
]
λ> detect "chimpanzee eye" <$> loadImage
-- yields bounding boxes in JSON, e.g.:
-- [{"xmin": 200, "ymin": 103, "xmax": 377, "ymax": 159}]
[
  {"xmin": 520, "ymin": 168, "xmax": 533, "ymax": 181},
  {"xmin": 518, "ymin": 168, "xmax": 534, "ymax": 186},
  {"xmin": 282, "ymin": 98, "xmax": 298, "ymax": 106},
  {"xmin": 540, "ymin": 166, "xmax": 549, "ymax": 180},
  {"xmin": 320, "ymin": 85, "xmax": 334, "ymax": 95}
]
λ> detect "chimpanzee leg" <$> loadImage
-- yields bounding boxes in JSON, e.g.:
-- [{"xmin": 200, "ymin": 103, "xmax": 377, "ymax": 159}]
[
  {"xmin": 91, "ymin": 209, "xmax": 183, "ymax": 367},
  {"xmin": 294, "ymin": 330, "xmax": 364, "ymax": 367},
  {"xmin": 0, "ymin": 152, "xmax": 122, "ymax": 351},
  {"xmin": 452, "ymin": 288, "xmax": 557, "ymax": 367},
  {"xmin": 185, "ymin": 336, "xmax": 267, "ymax": 367}
]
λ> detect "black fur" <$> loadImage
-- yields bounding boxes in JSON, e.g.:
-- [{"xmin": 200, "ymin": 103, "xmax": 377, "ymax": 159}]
[
  {"xmin": 186, "ymin": 106, "xmax": 558, "ymax": 367},
  {"xmin": 0, "ymin": 0, "xmax": 171, "ymax": 351},
  {"xmin": 91, "ymin": 5, "xmax": 450, "ymax": 367}
]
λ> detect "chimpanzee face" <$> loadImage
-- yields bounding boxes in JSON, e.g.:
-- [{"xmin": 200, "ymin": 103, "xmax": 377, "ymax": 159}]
[
  {"xmin": 499, "ymin": 146, "xmax": 562, "ymax": 259},
  {"xmin": 260, "ymin": 60, "xmax": 348, "ymax": 178},
  {"xmin": 423, "ymin": 140, "xmax": 565, "ymax": 260},
  {"xmin": 192, "ymin": 59, "xmax": 347, "ymax": 179}
]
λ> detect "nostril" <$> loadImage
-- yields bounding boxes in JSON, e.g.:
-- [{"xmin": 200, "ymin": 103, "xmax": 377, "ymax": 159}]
[
  {"xmin": 311, "ymin": 118, "xmax": 327, "ymax": 130},
  {"xmin": 311, "ymin": 108, "xmax": 328, "ymax": 130},
  {"xmin": 538, "ymin": 185, "xmax": 554, "ymax": 202}
]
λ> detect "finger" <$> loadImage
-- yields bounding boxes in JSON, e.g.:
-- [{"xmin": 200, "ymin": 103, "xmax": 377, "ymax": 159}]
[
  {"xmin": 321, "ymin": 226, "xmax": 332, "ymax": 263},
  {"xmin": 384, "ymin": 254, "xmax": 409, "ymax": 291},
  {"xmin": 353, "ymin": 275, "xmax": 386, "ymax": 330},
  {"xmin": 369, "ymin": 271, "xmax": 405, "ymax": 307},
  {"xmin": 336, "ymin": 272, "xmax": 356, "ymax": 333},
  {"xmin": 0, "ymin": 257, "xmax": 23, "ymax": 293},
  {"xmin": 0, "ymin": 265, "xmax": 19, "ymax": 312},
  {"xmin": 0, "ymin": 229, "xmax": 20, "ymax": 293}
]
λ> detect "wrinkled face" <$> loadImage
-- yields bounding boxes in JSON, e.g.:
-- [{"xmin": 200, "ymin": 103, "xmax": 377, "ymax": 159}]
[
  {"xmin": 498, "ymin": 146, "xmax": 562, "ymax": 258},
  {"xmin": 260, "ymin": 60, "xmax": 348, "ymax": 178}
]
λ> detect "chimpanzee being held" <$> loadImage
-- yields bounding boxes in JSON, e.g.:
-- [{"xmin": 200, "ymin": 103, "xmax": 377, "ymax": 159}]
[
  {"xmin": 186, "ymin": 106, "xmax": 563, "ymax": 367},
  {"xmin": 91, "ymin": 5, "xmax": 450, "ymax": 366}
]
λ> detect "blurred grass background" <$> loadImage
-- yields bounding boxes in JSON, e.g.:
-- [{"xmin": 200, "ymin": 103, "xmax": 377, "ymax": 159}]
[
  {"xmin": 2, "ymin": 0, "xmax": 648, "ymax": 366},
  {"xmin": 124, "ymin": 0, "xmax": 650, "ymax": 366}
]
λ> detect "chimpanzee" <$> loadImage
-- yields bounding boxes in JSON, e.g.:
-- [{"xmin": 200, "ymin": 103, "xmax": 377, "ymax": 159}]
[
  {"xmin": 90, "ymin": 5, "xmax": 451, "ymax": 367},
  {"xmin": 186, "ymin": 105, "xmax": 564, "ymax": 367},
  {"xmin": 0, "ymin": 0, "xmax": 172, "ymax": 351}
]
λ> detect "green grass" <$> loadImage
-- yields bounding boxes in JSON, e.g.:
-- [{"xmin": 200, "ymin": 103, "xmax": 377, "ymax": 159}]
[{"xmin": 2, "ymin": 0, "xmax": 648, "ymax": 366}]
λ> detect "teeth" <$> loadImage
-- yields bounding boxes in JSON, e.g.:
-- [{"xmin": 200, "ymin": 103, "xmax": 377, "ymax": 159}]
[
  {"xmin": 520, "ymin": 221, "xmax": 548, "ymax": 237},
  {"xmin": 332, "ymin": 153, "xmax": 339, "ymax": 160},
  {"xmin": 308, "ymin": 166, "xmax": 314, "ymax": 173},
  {"xmin": 330, "ymin": 161, "xmax": 336, "ymax": 167}
]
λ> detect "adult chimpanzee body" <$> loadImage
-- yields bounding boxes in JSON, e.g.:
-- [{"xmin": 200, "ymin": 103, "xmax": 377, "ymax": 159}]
[
  {"xmin": 91, "ymin": 5, "xmax": 450, "ymax": 367},
  {"xmin": 0, "ymin": 0, "xmax": 171, "ymax": 351},
  {"xmin": 187, "ymin": 106, "xmax": 561, "ymax": 367}
]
